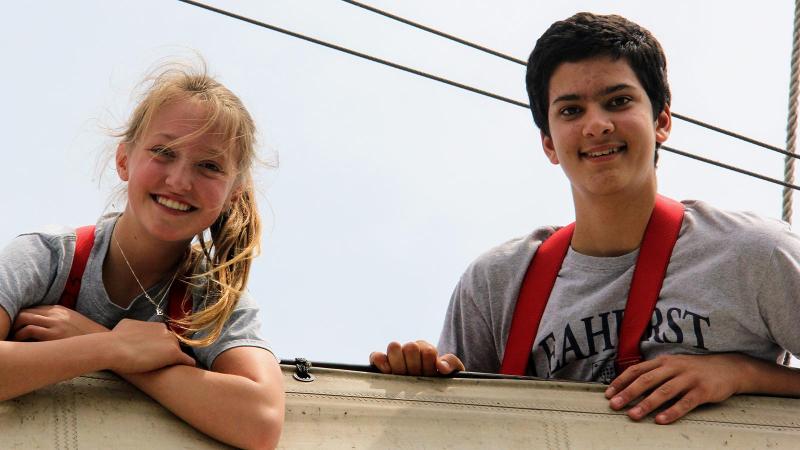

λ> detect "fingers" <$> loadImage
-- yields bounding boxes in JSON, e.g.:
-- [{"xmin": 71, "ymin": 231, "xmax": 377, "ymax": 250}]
[
  {"xmin": 605, "ymin": 354, "xmax": 741, "ymax": 424},
  {"xmin": 622, "ymin": 377, "xmax": 687, "ymax": 421},
  {"xmin": 176, "ymin": 351, "xmax": 197, "ymax": 368},
  {"xmin": 369, "ymin": 351, "xmax": 391, "ymax": 374},
  {"xmin": 605, "ymin": 358, "xmax": 662, "ymax": 400},
  {"xmin": 402, "ymin": 341, "xmax": 424, "ymax": 375},
  {"xmin": 371, "ymin": 341, "xmax": 451, "ymax": 376},
  {"xmin": 12, "ymin": 310, "xmax": 53, "ymax": 333},
  {"xmin": 436, "ymin": 354, "xmax": 465, "ymax": 375},
  {"xmin": 13, "ymin": 324, "xmax": 53, "ymax": 342},
  {"xmin": 609, "ymin": 363, "xmax": 676, "ymax": 414},
  {"xmin": 386, "ymin": 341, "xmax": 408, "ymax": 374},
  {"xmin": 418, "ymin": 341, "xmax": 438, "ymax": 376},
  {"xmin": 654, "ymin": 391, "xmax": 702, "ymax": 424}
]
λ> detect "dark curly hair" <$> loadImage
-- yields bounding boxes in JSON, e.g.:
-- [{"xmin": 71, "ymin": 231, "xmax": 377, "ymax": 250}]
[{"xmin": 526, "ymin": 12, "xmax": 670, "ymax": 139}]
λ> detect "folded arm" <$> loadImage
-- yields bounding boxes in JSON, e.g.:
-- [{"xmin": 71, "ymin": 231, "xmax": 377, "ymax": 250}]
[
  {"xmin": 121, "ymin": 347, "xmax": 284, "ymax": 450},
  {"xmin": 12, "ymin": 305, "xmax": 285, "ymax": 450},
  {"xmin": 0, "ymin": 307, "xmax": 194, "ymax": 401}
]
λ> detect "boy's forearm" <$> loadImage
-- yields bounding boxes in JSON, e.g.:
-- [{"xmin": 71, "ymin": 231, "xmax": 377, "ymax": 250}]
[
  {"xmin": 738, "ymin": 356, "xmax": 800, "ymax": 397},
  {"xmin": 0, "ymin": 334, "xmax": 115, "ymax": 401},
  {"xmin": 120, "ymin": 364, "xmax": 284, "ymax": 450}
]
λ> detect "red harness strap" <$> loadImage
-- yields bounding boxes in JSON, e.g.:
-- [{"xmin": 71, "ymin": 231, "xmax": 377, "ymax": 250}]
[
  {"xmin": 58, "ymin": 226, "xmax": 96, "ymax": 310},
  {"xmin": 57, "ymin": 225, "xmax": 190, "ymax": 333},
  {"xmin": 500, "ymin": 195, "xmax": 685, "ymax": 376}
]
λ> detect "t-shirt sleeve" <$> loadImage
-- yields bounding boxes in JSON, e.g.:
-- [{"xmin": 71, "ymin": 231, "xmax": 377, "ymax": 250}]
[
  {"xmin": 755, "ymin": 229, "xmax": 800, "ymax": 356},
  {"xmin": 0, "ymin": 233, "xmax": 67, "ymax": 322},
  {"xmin": 438, "ymin": 275, "xmax": 501, "ymax": 373},
  {"xmin": 191, "ymin": 291, "xmax": 276, "ymax": 369}
]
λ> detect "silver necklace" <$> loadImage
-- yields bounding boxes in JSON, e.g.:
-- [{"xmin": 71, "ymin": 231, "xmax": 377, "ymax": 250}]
[{"xmin": 113, "ymin": 234, "xmax": 179, "ymax": 317}]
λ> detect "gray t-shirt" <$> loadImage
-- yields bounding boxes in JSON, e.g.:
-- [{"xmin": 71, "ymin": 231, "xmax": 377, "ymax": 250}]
[
  {"xmin": 439, "ymin": 200, "xmax": 800, "ymax": 383},
  {"xmin": 0, "ymin": 213, "xmax": 273, "ymax": 369}
]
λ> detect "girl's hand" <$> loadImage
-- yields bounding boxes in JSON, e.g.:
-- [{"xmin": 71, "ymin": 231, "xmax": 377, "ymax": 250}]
[
  {"xmin": 12, "ymin": 305, "xmax": 108, "ymax": 341},
  {"xmin": 108, "ymin": 319, "xmax": 196, "ymax": 373},
  {"xmin": 605, "ymin": 353, "xmax": 747, "ymax": 424}
]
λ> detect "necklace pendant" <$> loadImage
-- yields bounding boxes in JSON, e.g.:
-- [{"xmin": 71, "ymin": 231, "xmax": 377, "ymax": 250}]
[{"xmin": 155, "ymin": 307, "xmax": 164, "ymax": 316}]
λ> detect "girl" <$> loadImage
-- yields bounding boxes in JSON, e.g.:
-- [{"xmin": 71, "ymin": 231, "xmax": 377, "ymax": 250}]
[{"xmin": 0, "ymin": 66, "xmax": 284, "ymax": 449}]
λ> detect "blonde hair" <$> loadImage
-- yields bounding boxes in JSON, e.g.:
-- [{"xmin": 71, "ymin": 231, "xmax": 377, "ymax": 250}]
[{"xmin": 118, "ymin": 65, "xmax": 261, "ymax": 347}]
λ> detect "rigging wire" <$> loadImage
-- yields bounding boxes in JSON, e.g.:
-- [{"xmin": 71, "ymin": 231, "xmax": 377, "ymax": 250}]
[
  {"xmin": 177, "ymin": 0, "xmax": 800, "ymax": 191},
  {"xmin": 340, "ymin": 0, "xmax": 796, "ymax": 161},
  {"xmin": 339, "ymin": 0, "xmax": 527, "ymax": 65},
  {"xmin": 176, "ymin": 0, "xmax": 527, "ymax": 109},
  {"xmin": 661, "ymin": 146, "xmax": 800, "ymax": 191}
]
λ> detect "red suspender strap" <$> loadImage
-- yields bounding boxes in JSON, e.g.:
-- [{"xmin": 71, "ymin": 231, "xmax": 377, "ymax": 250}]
[
  {"xmin": 500, "ymin": 223, "xmax": 575, "ymax": 375},
  {"xmin": 166, "ymin": 283, "xmax": 190, "ymax": 334},
  {"xmin": 58, "ymin": 224, "xmax": 190, "ymax": 334},
  {"xmin": 615, "ymin": 195, "xmax": 685, "ymax": 373},
  {"xmin": 499, "ymin": 195, "xmax": 685, "ymax": 376},
  {"xmin": 58, "ymin": 226, "xmax": 96, "ymax": 310}
]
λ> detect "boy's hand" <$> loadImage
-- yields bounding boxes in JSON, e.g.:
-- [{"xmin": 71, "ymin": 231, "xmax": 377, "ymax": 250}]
[
  {"xmin": 370, "ymin": 340, "xmax": 465, "ymax": 376},
  {"xmin": 605, "ymin": 353, "xmax": 749, "ymax": 424},
  {"xmin": 12, "ymin": 305, "xmax": 108, "ymax": 341}
]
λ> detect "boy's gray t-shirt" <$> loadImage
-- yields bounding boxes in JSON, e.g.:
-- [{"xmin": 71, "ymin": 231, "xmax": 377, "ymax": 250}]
[
  {"xmin": 0, "ymin": 213, "xmax": 274, "ymax": 369},
  {"xmin": 439, "ymin": 200, "xmax": 800, "ymax": 383}
]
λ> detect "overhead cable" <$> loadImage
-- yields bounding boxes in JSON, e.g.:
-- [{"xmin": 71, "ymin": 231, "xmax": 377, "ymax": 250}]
[
  {"xmin": 339, "ymin": 0, "xmax": 527, "ymax": 65},
  {"xmin": 340, "ymin": 0, "xmax": 794, "ymax": 160},
  {"xmin": 177, "ymin": 0, "xmax": 799, "ymax": 190},
  {"xmin": 177, "ymin": 0, "xmax": 527, "ymax": 109},
  {"xmin": 661, "ymin": 145, "xmax": 800, "ymax": 191}
]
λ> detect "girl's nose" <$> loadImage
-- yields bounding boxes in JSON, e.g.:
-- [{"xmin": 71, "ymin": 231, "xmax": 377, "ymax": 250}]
[
  {"xmin": 582, "ymin": 108, "xmax": 614, "ymax": 137},
  {"xmin": 165, "ymin": 161, "xmax": 193, "ymax": 193}
]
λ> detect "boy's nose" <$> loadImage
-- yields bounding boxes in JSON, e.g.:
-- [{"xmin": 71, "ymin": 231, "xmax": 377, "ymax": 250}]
[{"xmin": 582, "ymin": 109, "xmax": 614, "ymax": 137}]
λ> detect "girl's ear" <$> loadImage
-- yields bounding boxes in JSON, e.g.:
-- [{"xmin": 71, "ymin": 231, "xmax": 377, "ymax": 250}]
[{"xmin": 116, "ymin": 143, "xmax": 130, "ymax": 181}]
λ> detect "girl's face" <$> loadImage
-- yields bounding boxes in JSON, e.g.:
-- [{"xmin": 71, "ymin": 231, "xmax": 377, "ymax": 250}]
[{"xmin": 116, "ymin": 99, "xmax": 240, "ymax": 243}]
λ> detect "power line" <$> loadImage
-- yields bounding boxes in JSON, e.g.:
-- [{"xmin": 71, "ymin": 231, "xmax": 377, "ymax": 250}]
[
  {"xmin": 661, "ymin": 145, "xmax": 800, "ymax": 191},
  {"xmin": 177, "ymin": 0, "xmax": 800, "ymax": 191},
  {"xmin": 671, "ymin": 113, "xmax": 796, "ymax": 159},
  {"xmin": 340, "ymin": 0, "xmax": 794, "ymax": 160},
  {"xmin": 339, "ymin": 0, "xmax": 527, "ymax": 65},
  {"xmin": 176, "ymin": 0, "xmax": 528, "ymax": 109}
]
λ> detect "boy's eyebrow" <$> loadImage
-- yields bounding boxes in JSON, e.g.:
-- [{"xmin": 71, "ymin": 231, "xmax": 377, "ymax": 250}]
[
  {"xmin": 602, "ymin": 83, "xmax": 634, "ymax": 95},
  {"xmin": 551, "ymin": 83, "xmax": 636, "ymax": 105}
]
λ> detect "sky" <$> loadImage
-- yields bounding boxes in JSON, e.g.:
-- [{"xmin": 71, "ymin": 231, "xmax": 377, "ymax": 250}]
[{"xmin": 1, "ymin": 1, "xmax": 797, "ymax": 364}]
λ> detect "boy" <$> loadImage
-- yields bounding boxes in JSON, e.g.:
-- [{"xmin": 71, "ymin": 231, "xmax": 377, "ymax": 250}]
[{"xmin": 370, "ymin": 12, "xmax": 800, "ymax": 424}]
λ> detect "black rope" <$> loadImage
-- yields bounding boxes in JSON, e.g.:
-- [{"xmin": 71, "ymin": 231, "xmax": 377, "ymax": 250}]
[
  {"xmin": 662, "ymin": 145, "xmax": 800, "ymax": 191},
  {"xmin": 339, "ymin": 0, "xmax": 527, "ymax": 65},
  {"xmin": 340, "ymin": 0, "xmax": 795, "ymax": 160},
  {"xmin": 177, "ymin": 0, "xmax": 799, "ymax": 184},
  {"xmin": 176, "ymin": 0, "xmax": 528, "ymax": 109},
  {"xmin": 671, "ymin": 113, "xmax": 796, "ymax": 159}
]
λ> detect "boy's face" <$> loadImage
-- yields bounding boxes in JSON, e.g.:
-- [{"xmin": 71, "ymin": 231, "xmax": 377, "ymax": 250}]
[{"xmin": 541, "ymin": 56, "xmax": 671, "ymax": 200}]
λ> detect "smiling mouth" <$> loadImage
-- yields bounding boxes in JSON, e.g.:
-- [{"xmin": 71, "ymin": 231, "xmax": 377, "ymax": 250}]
[
  {"xmin": 152, "ymin": 195, "xmax": 196, "ymax": 212},
  {"xmin": 581, "ymin": 145, "xmax": 627, "ymax": 159}
]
